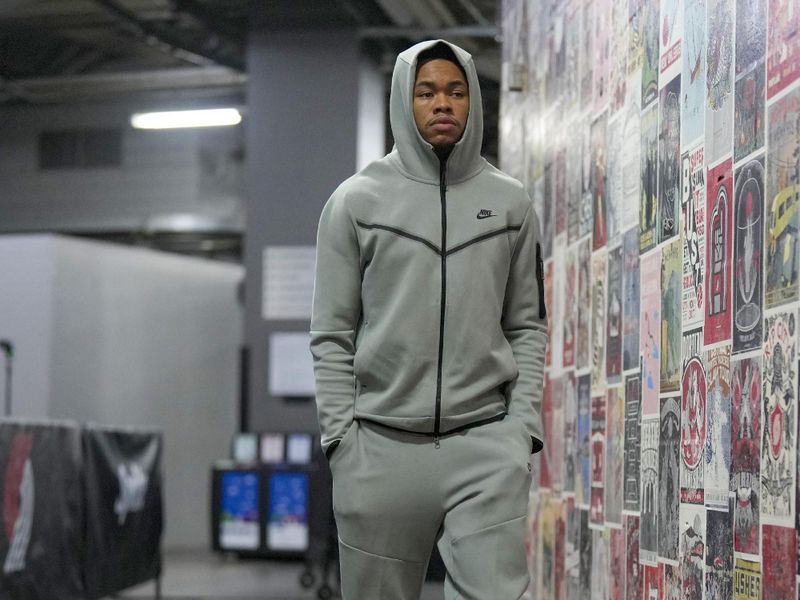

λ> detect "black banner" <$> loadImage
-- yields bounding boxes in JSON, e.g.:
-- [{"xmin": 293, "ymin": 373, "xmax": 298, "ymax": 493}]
[
  {"xmin": 82, "ymin": 425, "xmax": 163, "ymax": 599},
  {"xmin": 0, "ymin": 419, "xmax": 85, "ymax": 600}
]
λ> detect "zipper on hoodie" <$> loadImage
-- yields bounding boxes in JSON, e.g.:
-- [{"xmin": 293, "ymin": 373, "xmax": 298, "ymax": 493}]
[{"xmin": 434, "ymin": 158, "xmax": 447, "ymax": 441}]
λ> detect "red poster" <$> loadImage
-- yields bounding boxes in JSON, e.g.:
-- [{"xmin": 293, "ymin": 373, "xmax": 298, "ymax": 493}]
[
  {"xmin": 763, "ymin": 525, "xmax": 797, "ymax": 599},
  {"xmin": 643, "ymin": 564, "xmax": 659, "ymax": 599},
  {"xmin": 704, "ymin": 158, "xmax": 733, "ymax": 345},
  {"xmin": 541, "ymin": 374, "xmax": 553, "ymax": 489},
  {"xmin": 625, "ymin": 515, "xmax": 642, "ymax": 600},
  {"xmin": 659, "ymin": 561, "xmax": 681, "ymax": 599},
  {"xmin": 767, "ymin": 0, "xmax": 800, "ymax": 98},
  {"xmin": 609, "ymin": 527, "xmax": 625, "ymax": 600},
  {"xmin": 546, "ymin": 260, "xmax": 554, "ymax": 367},
  {"xmin": 590, "ymin": 394, "xmax": 607, "ymax": 527}
]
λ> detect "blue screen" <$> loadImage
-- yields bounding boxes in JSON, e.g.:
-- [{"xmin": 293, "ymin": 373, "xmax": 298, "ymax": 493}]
[
  {"xmin": 268, "ymin": 471, "xmax": 308, "ymax": 524},
  {"xmin": 221, "ymin": 471, "xmax": 259, "ymax": 523}
]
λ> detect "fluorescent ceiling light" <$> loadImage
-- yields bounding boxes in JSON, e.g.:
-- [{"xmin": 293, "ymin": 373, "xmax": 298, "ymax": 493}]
[{"xmin": 130, "ymin": 108, "xmax": 242, "ymax": 129}]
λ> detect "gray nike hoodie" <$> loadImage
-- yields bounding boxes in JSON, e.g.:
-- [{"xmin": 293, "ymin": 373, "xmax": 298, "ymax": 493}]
[{"xmin": 310, "ymin": 39, "xmax": 548, "ymax": 459}]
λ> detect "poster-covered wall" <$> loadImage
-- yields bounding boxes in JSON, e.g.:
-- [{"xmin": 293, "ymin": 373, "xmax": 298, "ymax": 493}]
[{"xmin": 500, "ymin": 0, "xmax": 800, "ymax": 597}]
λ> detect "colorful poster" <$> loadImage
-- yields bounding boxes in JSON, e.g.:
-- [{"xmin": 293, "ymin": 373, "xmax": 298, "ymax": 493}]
[
  {"xmin": 591, "ymin": 529, "xmax": 610, "ymax": 600},
  {"xmin": 641, "ymin": 0, "xmax": 660, "ymax": 106},
  {"xmin": 592, "ymin": 250, "xmax": 609, "ymax": 392},
  {"xmin": 577, "ymin": 237, "xmax": 592, "ymax": 370},
  {"xmin": 607, "ymin": 114, "xmax": 624, "ymax": 242},
  {"xmin": 581, "ymin": 0, "xmax": 595, "ymax": 109},
  {"xmin": 593, "ymin": 0, "xmax": 610, "ymax": 112},
  {"xmin": 568, "ymin": 132, "xmax": 582, "ymax": 244},
  {"xmin": 605, "ymin": 386, "xmax": 625, "ymax": 526},
  {"xmin": 681, "ymin": 0, "xmax": 707, "ymax": 146},
  {"xmin": 659, "ymin": 561, "xmax": 681, "ymax": 599},
  {"xmin": 735, "ymin": 0, "xmax": 767, "ymax": 77},
  {"xmin": 659, "ymin": 0, "xmax": 683, "ymax": 77},
  {"xmin": 680, "ymin": 504, "xmax": 707, "ymax": 599},
  {"xmin": 578, "ymin": 373, "xmax": 592, "ymax": 508},
  {"xmin": 643, "ymin": 564, "xmax": 659, "ymax": 599},
  {"xmin": 733, "ymin": 558, "xmax": 761, "ymax": 600},
  {"xmin": 682, "ymin": 144, "xmax": 707, "ymax": 328},
  {"xmin": 658, "ymin": 75, "xmax": 682, "ymax": 242},
  {"xmin": 640, "ymin": 103, "xmax": 659, "ymax": 252},
  {"xmin": 640, "ymin": 249, "xmax": 662, "ymax": 414},
  {"xmin": 555, "ymin": 148, "xmax": 568, "ymax": 235},
  {"xmin": 761, "ymin": 309, "xmax": 797, "ymax": 520},
  {"xmin": 659, "ymin": 395, "xmax": 681, "ymax": 561},
  {"xmin": 734, "ymin": 62, "xmax": 766, "ymax": 164},
  {"xmin": 606, "ymin": 529, "xmax": 623, "ymax": 600},
  {"xmin": 543, "ymin": 157, "xmax": 555, "ymax": 258},
  {"xmin": 661, "ymin": 238, "xmax": 682, "ymax": 392},
  {"xmin": 566, "ymin": 499, "xmax": 581, "ymax": 599},
  {"xmin": 625, "ymin": 515, "xmax": 642, "ymax": 600},
  {"xmin": 622, "ymin": 228, "xmax": 641, "ymax": 371},
  {"xmin": 621, "ymin": 79, "xmax": 642, "ymax": 234},
  {"xmin": 762, "ymin": 525, "xmax": 797, "ymax": 598},
  {"xmin": 766, "ymin": 0, "xmax": 800, "ymax": 99},
  {"xmin": 765, "ymin": 89, "xmax": 800, "ymax": 308},
  {"xmin": 564, "ymin": 372, "xmax": 578, "ymax": 495},
  {"xmin": 705, "ymin": 504, "xmax": 734, "ymax": 599},
  {"xmin": 592, "ymin": 114, "xmax": 609, "ymax": 250},
  {"xmin": 607, "ymin": 245, "xmax": 624, "ymax": 381},
  {"xmin": 624, "ymin": 374, "xmax": 642, "ymax": 513},
  {"xmin": 541, "ymin": 374, "xmax": 553, "ymax": 489},
  {"xmin": 564, "ymin": 246, "xmax": 578, "ymax": 367},
  {"xmin": 680, "ymin": 329, "xmax": 706, "ymax": 504},
  {"xmin": 551, "ymin": 235, "xmax": 566, "ymax": 372},
  {"xmin": 565, "ymin": 5, "xmax": 581, "ymax": 112},
  {"xmin": 706, "ymin": 0, "xmax": 735, "ymax": 165},
  {"xmin": 733, "ymin": 157, "xmax": 765, "ymax": 353},
  {"xmin": 581, "ymin": 122, "xmax": 595, "ymax": 239},
  {"xmin": 579, "ymin": 508, "xmax": 592, "ymax": 598},
  {"xmin": 551, "ymin": 375, "xmax": 565, "ymax": 493},
  {"xmin": 590, "ymin": 393, "xmax": 606, "ymax": 528},
  {"xmin": 540, "ymin": 495, "xmax": 556, "ymax": 600},
  {"xmin": 731, "ymin": 356, "xmax": 761, "ymax": 554},
  {"xmin": 705, "ymin": 158, "xmax": 734, "ymax": 345},
  {"xmin": 705, "ymin": 345, "xmax": 732, "ymax": 509},
  {"xmin": 640, "ymin": 416, "xmax": 660, "ymax": 564},
  {"xmin": 609, "ymin": 0, "xmax": 629, "ymax": 115}
]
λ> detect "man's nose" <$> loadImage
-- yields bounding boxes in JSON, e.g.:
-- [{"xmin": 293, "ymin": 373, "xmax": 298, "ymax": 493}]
[{"xmin": 433, "ymin": 94, "xmax": 453, "ymax": 112}]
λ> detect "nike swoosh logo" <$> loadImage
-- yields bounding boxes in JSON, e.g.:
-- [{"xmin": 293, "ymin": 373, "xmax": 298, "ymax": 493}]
[{"xmin": 477, "ymin": 210, "xmax": 496, "ymax": 219}]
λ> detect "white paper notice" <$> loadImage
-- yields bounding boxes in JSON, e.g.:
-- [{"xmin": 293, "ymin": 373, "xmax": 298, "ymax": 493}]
[
  {"xmin": 262, "ymin": 246, "xmax": 316, "ymax": 320},
  {"xmin": 286, "ymin": 433, "xmax": 313, "ymax": 464},
  {"xmin": 269, "ymin": 332, "xmax": 315, "ymax": 397}
]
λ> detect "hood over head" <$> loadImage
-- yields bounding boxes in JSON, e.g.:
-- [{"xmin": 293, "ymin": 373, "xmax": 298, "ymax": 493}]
[{"xmin": 389, "ymin": 39, "xmax": 485, "ymax": 184}]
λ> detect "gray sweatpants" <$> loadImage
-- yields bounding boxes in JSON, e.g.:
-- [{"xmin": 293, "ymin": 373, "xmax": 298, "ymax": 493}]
[{"xmin": 329, "ymin": 414, "xmax": 533, "ymax": 600}]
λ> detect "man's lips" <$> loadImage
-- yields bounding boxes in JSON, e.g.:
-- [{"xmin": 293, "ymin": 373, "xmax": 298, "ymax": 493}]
[{"xmin": 430, "ymin": 118, "xmax": 457, "ymax": 132}]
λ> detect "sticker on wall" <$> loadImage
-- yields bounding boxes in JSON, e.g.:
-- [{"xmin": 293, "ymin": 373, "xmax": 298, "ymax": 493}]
[
  {"xmin": 661, "ymin": 238, "xmax": 682, "ymax": 393},
  {"xmin": 733, "ymin": 557, "xmax": 761, "ymax": 600},
  {"xmin": 765, "ymin": 88, "xmax": 800, "ymax": 308},
  {"xmin": 680, "ymin": 329, "xmax": 706, "ymax": 504},
  {"xmin": 679, "ymin": 503, "xmax": 707, "ymax": 599},
  {"xmin": 705, "ymin": 0, "xmax": 734, "ymax": 165},
  {"xmin": 609, "ymin": 527, "xmax": 625, "ymax": 599},
  {"xmin": 640, "ymin": 103, "xmax": 659, "ymax": 252},
  {"xmin": 593, "ymin": 0, "xmax": 610, "ymax": 112},
  {"xmin": 607, "ymin": 245, "xmax": 624, "ymax": 381},
  {"xmin": 658, "ymin": 0, "xmax": 683, "ymax": 78},
  {"xmin": 705, "ymin": 158, "xmax": 734, "ymax": 345},
  {"xmin": 625, "ymin": 515, "xmax": 642, "ymax": 600},
  {"xmin": 681, "ymin": 0, "xmax": 707, "ymax": 146},
  {"xmin": 579, "ymin": 508, "xmax": 592, "ymax": 597},
  {"xmin": 658, "ymin": 561, "xmax": 681, "ymax": 599},
  {"xmin": 766, "ymin": 0, "xmax": 800, "ymax": 99},
  {"xmin": 762, "ymin": 524, "xmax": 797, "ymax": 598},
  {"xmin": 641, "ymin": 0, "xmax": 660, "ymax": 106},
  {"xmin": 591, "ymin": 529, "xmax": 610, "ymax": 599},
  {"xmin": 578, "ymin": 238, "xmax": 593, "ymax": 370},
  {"xmin": 590, "ymin": 393, "xmax": 606, "ymax": 528},
  {"xmin": 659, "ymin": 75, "xmax": 682, "ymax": 242},
  {"xmin": 640, "ymin": 249, "xmax": 662, "ymax": 414},
  {"xmin": 704, "ymin": 345, "xmax": 732, "ymax": 509},
  {"xmin": 761, "ymin": 309, "xmax": 797, "ymax": 521},
  {"xmin": 564, "ymin": 372, "xmax": 578, "ymax": 495},
  {"xmin": 605, "ymin": 386, "xmax": 625, "ymax": 527},
  {"xmin": 659, "ymin": 395, "xmax": 681, "ymax": 561},
  {"xmin": 623, "ymin": 228, "xmax": 641, "ymax": 371},
  {"xmin": 640, "ymin": 416, "xmax": 660, "ymax": 565},
  {"xmin": 734, "ymin": 62, "xmax": 766, "ymax": 164},
  {"xmin": 592, "ymin": 250, "xmax": 609, "ymax": 392},
  {"xmin": 733, "ymin": 157, "xmax": 765, "ymax": 353},
  {"xmin": 592, "ymin": 114, "xmax": 609, "ymax": 250},
  {"xmin": 682, "ymin": 144, "xmax": 707, "ymax": 328},
  {"xmin": 624, "ymin": 374, "xmax": 642, "ymax": 514},
  {"xmin": 565, "ymin": 246, "xmax": 577, "ymax": 368},
  {"xmin": 735, "ymin": 0, "xmax": 767, "ymax": 77},
  {"xmin": 578, "ymin": 373, "xmax": 592, "ymax": 508},
  {"xmin": 731, "ymin": 355, "xmax": 761, "ymax": 554},
  {"xmin": 705, "ymin": 501, "xmax": 734, "ymax": 599}
]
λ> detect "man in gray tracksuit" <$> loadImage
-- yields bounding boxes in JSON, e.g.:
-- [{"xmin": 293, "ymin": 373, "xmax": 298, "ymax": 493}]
[{"xmin": 310, "ymin": 39, "xmax": 548, "ymax": 599}]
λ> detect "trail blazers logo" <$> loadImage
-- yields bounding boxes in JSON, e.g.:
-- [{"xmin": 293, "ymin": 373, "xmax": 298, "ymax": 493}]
[
  {"xmin": 115, "ymin": 462, "xmax": 149, "ymax": 525},
  {"xmin": 3, "ymin": 433, "xmax": 34, "ymax": 574}
]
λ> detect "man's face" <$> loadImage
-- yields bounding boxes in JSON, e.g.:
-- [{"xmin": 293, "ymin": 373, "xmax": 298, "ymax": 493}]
[{"xmin": 413, "ymin": 59, "xmax": 469, "ymax": 148}]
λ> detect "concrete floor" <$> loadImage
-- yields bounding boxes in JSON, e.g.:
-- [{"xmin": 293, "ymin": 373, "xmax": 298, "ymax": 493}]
[{"xmin": 113, "ymin": 549, "xmax": 444, "ymax": 600}]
